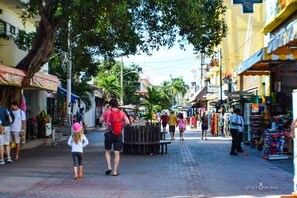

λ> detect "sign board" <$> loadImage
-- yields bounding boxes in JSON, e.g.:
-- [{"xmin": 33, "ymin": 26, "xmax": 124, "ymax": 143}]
[
  {"xmin": 233, "ymin": 0, "xmax": 263, "ymax": 13},
  {"xmin": 209, "ymin": 101, "xmax": 218, "ymax": 106},
  {"xmin": 207, "ymin": 84, "xmax": 219, "ymax": 93},
  {"xmin": 229, "ymin": 91, "xmax": 252, "ymax": 100}
]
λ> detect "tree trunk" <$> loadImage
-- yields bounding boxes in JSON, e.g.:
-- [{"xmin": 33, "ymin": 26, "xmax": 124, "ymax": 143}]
[
  {"xmin": 0, "ymin": 86, "xmax": 22, "ymax": 108},
  {"xmin": 16, "ymin": 8, "xmax": 60, "ymax": 87}
]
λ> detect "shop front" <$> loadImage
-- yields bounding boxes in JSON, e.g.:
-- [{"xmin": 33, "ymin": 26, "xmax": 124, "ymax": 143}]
[
  {"xmin": 0, "ymin": 64, "xmax": 59, "ymax": 141},
  {"xmin": 236, "ymin": 45, "xmax": 296, "ymax": 159}
]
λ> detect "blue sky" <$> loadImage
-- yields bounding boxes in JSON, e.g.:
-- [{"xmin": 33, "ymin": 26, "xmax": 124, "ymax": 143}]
[{"xmin": 119, "ymin": 44, "xmax": 201, "ymax": 86}]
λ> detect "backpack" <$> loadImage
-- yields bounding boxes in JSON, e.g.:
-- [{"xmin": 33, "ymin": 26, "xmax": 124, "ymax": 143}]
[
  {"xmin": 0, "ymin": 107, "xmax": 14, "ymax": 125},
  {"xmin": 6, "ymin": 109, "xmax": 15, "ymax": 124},
  {"xmin": 109, "ymin": 109, "xmax": 124, "ymax": 135}
]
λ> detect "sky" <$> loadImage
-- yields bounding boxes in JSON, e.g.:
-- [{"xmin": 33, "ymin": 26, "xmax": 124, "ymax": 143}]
[{"xmin": 119, "ymin": 44, "xmax": 201, "ymax": 86}]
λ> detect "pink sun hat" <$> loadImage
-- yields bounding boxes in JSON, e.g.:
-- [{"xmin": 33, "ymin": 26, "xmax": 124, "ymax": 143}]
[{"xmin": 72, "ymin": 122, "xmax": 83, "ymax": 133}]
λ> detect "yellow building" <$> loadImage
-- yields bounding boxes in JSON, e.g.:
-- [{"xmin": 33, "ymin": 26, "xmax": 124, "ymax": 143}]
[{"xmin": 205, "ymin": 0, "xmax": 266, "ymax": 110}]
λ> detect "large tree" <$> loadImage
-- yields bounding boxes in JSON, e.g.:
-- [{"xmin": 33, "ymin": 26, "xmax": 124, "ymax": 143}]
[
  {"xmin": 3, "ymin": 0, "xmax": 227, "ymax": 104},
  {"xmin": 19, "ymin": 0, "xmax": 227, "ymax": 78}
]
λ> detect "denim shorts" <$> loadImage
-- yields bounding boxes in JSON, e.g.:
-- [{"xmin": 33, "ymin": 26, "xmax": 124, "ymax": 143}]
[{"xmin": 104, "ymin": 132, "xmax": 123, "ymax": 151}]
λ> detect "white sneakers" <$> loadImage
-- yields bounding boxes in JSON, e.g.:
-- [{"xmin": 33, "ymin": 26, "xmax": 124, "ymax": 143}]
[
  {"xmin": 6, "ymin": 157, "xmax": 13, "ymax": 163},
  {"xmin": 0, "ymin": 160, "xmax": 5, "ymax": 165}
]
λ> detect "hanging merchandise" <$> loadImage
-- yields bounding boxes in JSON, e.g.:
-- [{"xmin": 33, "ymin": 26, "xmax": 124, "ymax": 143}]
[
  {"xmin": 262, "ymin": 129, "xmax": 289, "ymax": 160},
  {"xmin": 20, "ymin": 95, "xmax": 27, "ymax": 112}
]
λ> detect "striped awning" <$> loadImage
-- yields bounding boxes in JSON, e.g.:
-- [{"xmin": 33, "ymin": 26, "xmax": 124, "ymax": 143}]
[{"xmin": 236, "ymin": 47, "xmax": 297, "ymax": 76}]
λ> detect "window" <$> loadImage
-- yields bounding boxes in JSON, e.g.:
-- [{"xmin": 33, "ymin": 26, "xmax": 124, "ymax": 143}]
[
  {"xmin": 10, "ymin": 25, "xmax": 15, "ymax": 35},
  {"xmin": 0, "ymin": 20, "xmax": 6, "ymax": 35}
]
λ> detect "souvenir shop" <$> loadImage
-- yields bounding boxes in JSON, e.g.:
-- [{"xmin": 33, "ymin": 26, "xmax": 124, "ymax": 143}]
[{"xmin": 236, "ymin": 50, "xmax": 296, "ymax": 160}]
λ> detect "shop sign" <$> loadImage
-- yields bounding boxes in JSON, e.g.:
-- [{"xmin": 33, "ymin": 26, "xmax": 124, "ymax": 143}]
[
  {"xmin": 207, "ymin": 84, "xmax": 219, "ymax": 93},
  {"xmin": 267, "ymin": 19, "xmax": 297, "ymax": 54},
  {"xmin": 229, "ymin": 91, "xmax": 252, "ymax": 100},
  {"xmin": 209, "ymin": 101, "xmax": 218, "ymax": 106},
  {"xmin": 0, "ymin": 64, "xmax": 59, "ymax": 91},
  {"xmin": 233, "ymin": 0, "xmax": 263, "ymax": 13}
]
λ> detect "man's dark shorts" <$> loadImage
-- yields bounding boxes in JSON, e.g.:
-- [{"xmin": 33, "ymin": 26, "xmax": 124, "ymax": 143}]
[
  {"xmin": 104, "ymin": 132, "xmax": 123, "ymax": 151},
  {"xmin": 169, "ymin": 125, "xmax": 175, "ymax": 133}
]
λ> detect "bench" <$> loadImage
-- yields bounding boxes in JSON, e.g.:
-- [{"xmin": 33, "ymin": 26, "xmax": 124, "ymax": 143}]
[
  {"xmin": 160, "ymin": 131, "xmax": 167, "ymax": 140},
  {"xmin": 123, "ymin": 124, "xmax": 170, "ymax": 155},
  {"xmin": 159, "ymin": 140, "xmax": 171, "ymax": 154}
]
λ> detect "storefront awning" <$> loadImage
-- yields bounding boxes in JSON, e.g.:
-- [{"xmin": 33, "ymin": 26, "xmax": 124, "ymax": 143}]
[
  {"xmin": 0, "ymin": 64, "xmax": 59, "ymax": 91},
  {"xmin": 57, "ymin": 87, "xmax": 81, "ymax": 103},
  {"xmin": 236, "ymin": 47, "xmax": 297, "ymax": 76},
  {"xmin": 190, "ymin": 86, "xmax": 207, "ymax": 102}
]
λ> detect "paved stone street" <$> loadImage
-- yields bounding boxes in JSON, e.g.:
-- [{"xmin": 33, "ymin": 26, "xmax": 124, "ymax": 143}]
[{"xmin": 0, "ymin": 128, "xmax": 293, "ymax": 198}]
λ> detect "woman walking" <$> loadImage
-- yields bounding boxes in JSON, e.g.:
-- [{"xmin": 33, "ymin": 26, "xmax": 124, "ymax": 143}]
[
  {"xmin": 201, "ymin": 112, "xmax": 208, "ymax": 140},
  {"xmin": 177, "ymin": 113, "xmax": 186, "ymax": 141}
]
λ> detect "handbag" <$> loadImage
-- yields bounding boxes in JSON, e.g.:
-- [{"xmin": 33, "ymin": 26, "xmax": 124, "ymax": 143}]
[{"xmin": 0, "ymin": 124, "xmax": 3, "ymax": 134}]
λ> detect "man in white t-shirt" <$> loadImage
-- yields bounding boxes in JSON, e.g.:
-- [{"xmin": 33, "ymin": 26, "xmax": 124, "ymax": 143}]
[{"xmin": 10, "ymin": 101, "xmax": 26, "ymax": 161}]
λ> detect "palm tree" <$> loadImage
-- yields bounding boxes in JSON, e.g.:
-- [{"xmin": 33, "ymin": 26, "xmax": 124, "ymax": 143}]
[
  {"xmin": 159, "ymin": 81, "xmax": 171, "ymax": 109},
  {"xmin": 162, "ymin": 77, "xmax": 189, "ymax": 106},
  {"xmin": 95, "ymin": 75, "xmax": 121, "ymax": 100},
  {"xmin": 140, "ymin": 86, "xmax": 162, "ymax": 122}
]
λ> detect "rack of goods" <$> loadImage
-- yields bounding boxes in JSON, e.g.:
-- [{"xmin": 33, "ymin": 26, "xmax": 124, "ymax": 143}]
[
  {"xmin": 249, "ymin": 114, "xmax": 263, "ymax": 149},
  {"xmin": 262, "ymin": 129, "xmax": 289, "ymax": 160}
]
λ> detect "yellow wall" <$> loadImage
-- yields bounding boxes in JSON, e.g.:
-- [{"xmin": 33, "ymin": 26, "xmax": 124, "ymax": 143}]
[{"xmin": 221, "ymin": 1, "xmax": 265, "ymax": 90}]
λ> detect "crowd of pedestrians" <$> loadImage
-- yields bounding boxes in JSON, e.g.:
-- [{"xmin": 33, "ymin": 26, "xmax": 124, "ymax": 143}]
[{"xmin": 0, "ymin": 97, "xmax": 251, "ymax": 180}]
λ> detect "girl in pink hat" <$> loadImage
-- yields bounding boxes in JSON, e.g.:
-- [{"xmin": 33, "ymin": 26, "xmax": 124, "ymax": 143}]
[{"xmin": 67, "ymin": 122, "xmax": 89, "ymax": 179}]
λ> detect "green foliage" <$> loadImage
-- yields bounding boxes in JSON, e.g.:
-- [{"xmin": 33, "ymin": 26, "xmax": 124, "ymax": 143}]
[
  {"xmin": 95, "ymin": 61, "xmax": 142, "ymax": 103},
  {"xmin": 14, "ymin": 0, "xmax": 227, "ymax": 109},
  {"xmin": 139, "ymin": 86, "xmax": 162, "ymax": 122},
  {"xmin": 17, "ymin": 0, "xmax": 227, "ymax": 75},
  {"xmin": 158, "ymin": 77, "xmax": 188, "ymax": 108}
]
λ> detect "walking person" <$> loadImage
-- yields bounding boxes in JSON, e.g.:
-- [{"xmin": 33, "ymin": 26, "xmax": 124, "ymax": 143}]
[
  {"xmin": 177, "ymin": 113, "xmax": 186, "ymax": 141},
  {"xmin": 229, "ymin": 108, "xmax": 241, "ymax": 156},
  {"xmin": 67, "ymin": 122, "xmax": 89, "ymax": 179},
  {"xmin": 99, "ymin": 98, "xmax": 129, "ymax": 176},
  {"xmin": 201, "ymin": 112, "xmax": 208, "ymax": 140},
  {"xmin": 160, "ymin": 112, "xmax": 169, "ymax": 132},
  {"xmin": 196, "ymin": 112, "xmax": 201, "ymax": 128},
  {"xmin": 168, "ymin": 111, "xmax": 178, "ymax": 141},
  {"xmin": 237, "ymin": 113, "xmax": 244, "ymax": 153},
  {"xmin": 10, "ymin": 101, "xmax": 26, "ymax": 161},
  {"xmin": 0, "ymin": 105, "xmax": 14, "ymax": 164}
]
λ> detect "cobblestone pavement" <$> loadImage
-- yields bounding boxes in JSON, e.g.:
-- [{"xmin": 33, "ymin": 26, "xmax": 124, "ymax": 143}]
[{"xmin": 0, "ymin": 128, "xmax": 293, "ymax": 198}]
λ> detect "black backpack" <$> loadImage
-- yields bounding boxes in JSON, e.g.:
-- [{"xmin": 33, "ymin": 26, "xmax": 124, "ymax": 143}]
[
  {"xmin": 0, "ymin": 107, "xmax": 15, "ymax": 125},
  {"xmin": 6, "ymin": 109, "xmax": 15, "ymax": 124}
]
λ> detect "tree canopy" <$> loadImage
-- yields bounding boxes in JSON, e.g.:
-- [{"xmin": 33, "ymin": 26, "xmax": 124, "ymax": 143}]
[{"xmin": 16, "ymin": 0, "xmax": 227, "ymax": 86}]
